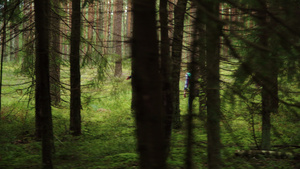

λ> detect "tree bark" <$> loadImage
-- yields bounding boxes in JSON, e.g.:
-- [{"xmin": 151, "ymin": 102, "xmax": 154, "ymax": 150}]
[
  {"xmin": 132, "ymin": 0, "xmax": 166, "ymax": 168},
  {"xmin": 103, "ymin": 1, "xmax": 108, "ymax": 54},
  {"xmin": 14, "ymin": 24, "xmax": 19, "ymax": 61},
  {"xmin": 113, "ymin": 0, "xmax": 123, "ymax": 77},
  {"xmin": 87, "ymin": 2, "xmax": 94, "ymax": 55},
  {"xmin": 171, "ymin": 0, "xmax": 188, "ymax": 129},
  {"xmin": 126, "ymin": 0, "xmax": 132, "ymax": 57},
  {"xmin": 255, "ymin": 0, "xmax": 278, "ymax": 150},
  {"xmin": 198, "ymin": 16, "xmax": 207, "ymax": 122},
  {"xmin": 205, "ymin": 1, "xmax": 222, "ymax": 168},
  {"xmin": 21, "ymin": 1, "xmax": 35, "ymax": 77},
  {"xmin": 34, "ymin": 0, "xmax": 54, "ymax": 168},
  {"xmin": 160, "ymin": 0, "xmax": 173, "ymax": 163},
  {"xmin": 82, "ymin": 1, "xmax": 95, "ymax": 65},
  {"xmin": 185, "ymin": 10, "xmax": 199, "ymax": 168},
  {"xmin": 70, "ymin": 0, "xmax": 81, "ymax": 136},
  {"xmin": 50, "ymin": 0, "xmax": 61, "ymax": 106},
  {"xmin": 0, "ymin": 0, "xmax": 7, "ymax": 118}
]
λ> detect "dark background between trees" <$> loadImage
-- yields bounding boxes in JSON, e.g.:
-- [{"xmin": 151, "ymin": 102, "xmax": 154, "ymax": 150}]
[{"xmin": 0, "ymin": 0, "xmax": 299, "ymax": 168}]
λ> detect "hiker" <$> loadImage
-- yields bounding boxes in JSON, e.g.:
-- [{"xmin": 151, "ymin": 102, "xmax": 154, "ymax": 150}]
[
  {"xmin": 126, "ymin": 75, "xmax": 132, "ymax": 80},
  {"xmin": 183, "ymin": 72, "xmax": 191, "ymax": 98}
]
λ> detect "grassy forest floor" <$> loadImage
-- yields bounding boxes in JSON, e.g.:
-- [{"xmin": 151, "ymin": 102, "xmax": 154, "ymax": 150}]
[{"xmin": 0, "ymin": 63, "xmax": 299, "ymax": 168}]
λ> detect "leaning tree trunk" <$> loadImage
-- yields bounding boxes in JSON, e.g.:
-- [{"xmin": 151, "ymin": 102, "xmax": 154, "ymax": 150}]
[
  {"xmin": 70, "ymin": 0, "xmax": 81, "ymax": 136},
  {"xmin": 34, "ymin": 0, "xmax": 54, "ymax": 168},
  {"xmin": 131, "ymin": 0, "xmax": 166, "ymax": 168}
]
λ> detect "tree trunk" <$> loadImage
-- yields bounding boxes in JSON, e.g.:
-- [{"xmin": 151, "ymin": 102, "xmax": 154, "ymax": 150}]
[
  {"xmin": 168, "ymin": 0, "xmax": 175, "ymax": 39},
  {"xmin": 103, "ymin": 1, "xmax": 108, "ymax": 55},
  {"xmin": 22, "ymin": 0, "xmax": 35, "ymax": 73},
  {"xmin": 205, "ymin": 1, "xmax": 222, "ymax": 168},
  {"xmin": 82, "ymin": 1, "xmax": 94, "ymax": 65},
  {"xmin": 258, "ymin": 0, "xmax": 271, "ymax": 151},
  {"xmin": 171, "ymin": 0, "xmax": 188, "ymax": 129},
  {"xmin": 198, "ymin": 9, "xmax": 207, "ymax": 122},
  {"xmin": 50, "ymin": 0, "xmax": 61, "ymax": 106},
  {"xmin": 126, "ymin": 0, "xmax": 132, "ymax": 57},
  {"xmin": 70, "ymin": 0, "xmax": 81, "ymax": 136},
  {"xmin": 14, "ymin": 25, "xmax": 19, "ymax": 61},
  {"xmin": 256, "ymin": 0, "xmax": 278, "ymax": 151},
  {"xmin": 103, "ymin": 0, "xmax": 112, "ymax": 55},
  {"xmin": 160, "ymin": 0, "xmax": 173, "ymax": 163},
  {"xmin": 30, "ymin": 0, "xmax": 41, "ymax": 139},
  {"xmin": 96, "ymin": 1, "xmax": 103, "ymax": 47},
  {"xmin": 113, "ymin": 0, "xmax": 123, "ymax": 77},
  {"xmin": 185, "ymin": 10, "xmax": 199, "ymax": 168},
  {"xmin": 34, "ymin": 0, "xmax": 54, "ymax": 168},
  {"xmin": 132, "ymin": 0, "xmax": 166, "ymax": 168},
  {"xmin": 0, "ymin": 0, "xmax": 7, "ymax": 117}
]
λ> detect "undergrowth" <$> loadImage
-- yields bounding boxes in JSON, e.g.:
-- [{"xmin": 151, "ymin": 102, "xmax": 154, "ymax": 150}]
[{"xmin": 0, "ymin": 63, "xmax": 299, "ymax": 168}]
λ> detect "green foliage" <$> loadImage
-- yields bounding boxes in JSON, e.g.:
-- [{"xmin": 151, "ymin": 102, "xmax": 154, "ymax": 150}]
[
  {"xmin": 96, "ymin": 153, "xmax": 138, "ymax": 169},
  {"xmin": 1, "ymin": 62, "xmax": 299, "ymax": 169}
]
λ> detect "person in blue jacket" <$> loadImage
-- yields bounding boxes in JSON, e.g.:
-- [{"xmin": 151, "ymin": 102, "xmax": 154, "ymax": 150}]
[{"xmin": 183, "ymin": 72, "xmax": 191, "ymax": 98}]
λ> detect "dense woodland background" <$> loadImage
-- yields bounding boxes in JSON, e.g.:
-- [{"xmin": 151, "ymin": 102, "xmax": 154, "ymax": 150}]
[{"xmin": 0, "ymin": 0, "xmax": 299, "ymax": 168}]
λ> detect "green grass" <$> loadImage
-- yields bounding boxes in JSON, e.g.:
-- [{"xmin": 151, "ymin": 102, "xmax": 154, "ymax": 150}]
[{"xmin": 0, "ymin": 63, "xmax": 299, "ymax": 168}]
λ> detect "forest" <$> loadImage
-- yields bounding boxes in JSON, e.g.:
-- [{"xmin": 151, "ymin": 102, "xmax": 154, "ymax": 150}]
[{"xmin": 0, "ymin": 0, "xmax": 299, "ymax": 168}]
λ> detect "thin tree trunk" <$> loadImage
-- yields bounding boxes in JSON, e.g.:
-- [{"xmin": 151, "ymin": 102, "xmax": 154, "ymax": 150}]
[
  {"xmin": 205, "ymin": 1, "xmax": 222, "ymax": 168},
  {"xmin": 126, "ymin": 0, "xmax": 132, "ymax": 57},
  {"xmin": 168, "ymin": 0, "xmax": 175, "ymax": 39},
  {"xmin": 34, "ymin": 0, "xmax": 54, "ymax": 168},
  {"xmin": 50, "ymin": 0, "xmax": 61, "ymax": 106},
  {"xmin": 185, "ymin": 13, "xmax": 198, "ymax": 169},
  {"xmin": 113, "ymin": 0, "xmax": 123, "ymax": 77},
  {"xmin": 160, "ymin": 0, "xmax": 173, "ymax": 162},
  {"xmin": 171, "ymin": 0, "xmax": 188, "ymax": 129},
  {"xmin": 132, "ymin": 0, "xmax": 166, "ymax": 168},
  {"xmin": 103, "ymin": 1, "xmax": 108, "ymax": 54},
  {"xmin": 108, "ymin": 0, "xmax": 112, "ymax": 54},
  {"xmin": 0, "ymin": 0, "xmax": 7, "ymax": 117},
  {"xmin": 85, "ymin": 1, "xmax": 94, "ymax": 64},
  {"xmin": 256, "ymin": 0, "xmax": 278, "ymax": 150},
  {"xmin": 14, "ymin": 25, "xmax": 19, "ymax": 61},
  {"xmin": 9, "ymin": 26, "xmax": 13, "ymax": 61},
  {"xmin": 197, "ymin": 4, "xmax": 207, "ymax": 122},
  {"xmin": 70, "ymin": 0, "xmax": 81, "ymax": 136},
  {"xmin": 96, "ymin": 1, "xmax": 103, "ymax": 46}
]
